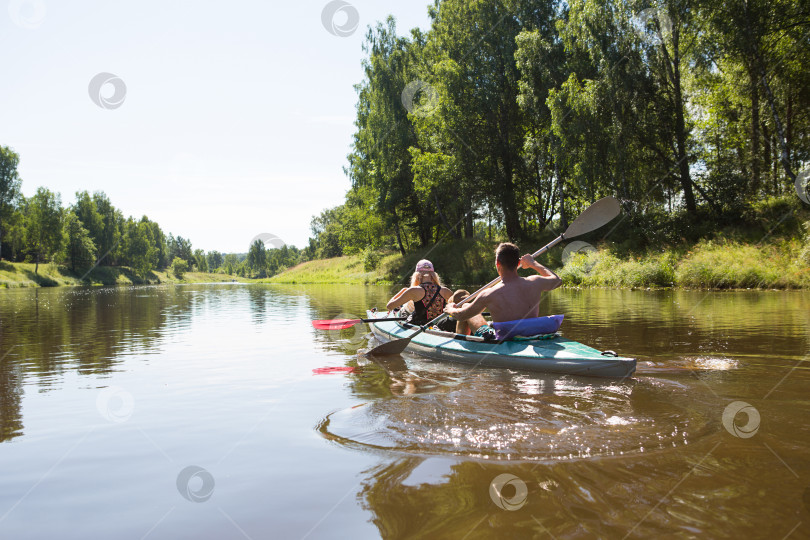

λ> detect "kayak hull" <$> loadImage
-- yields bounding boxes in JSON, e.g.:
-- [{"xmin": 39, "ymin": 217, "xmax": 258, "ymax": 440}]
[{"xmin": 366, "ymin": 311, "xmax": 636, "ymax": 378}]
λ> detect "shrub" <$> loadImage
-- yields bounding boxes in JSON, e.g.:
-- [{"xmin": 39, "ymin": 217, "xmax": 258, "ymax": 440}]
[
  {"xmin": 171, "ymin": 257, "xmax": 188, "ymax": 278},
  {"xmin": 362, "ymin": 248, "xmax": 381, "ymax": 272}
]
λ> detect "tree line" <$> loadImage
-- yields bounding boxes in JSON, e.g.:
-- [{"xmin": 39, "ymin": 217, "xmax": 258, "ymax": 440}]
[
  {"xmin": 308, "ymin": 0, "xmax": 809, "ymax": 258},
  {"xmin": 0, "ymin": 146, "xmax": 306, "ymax": 278}
]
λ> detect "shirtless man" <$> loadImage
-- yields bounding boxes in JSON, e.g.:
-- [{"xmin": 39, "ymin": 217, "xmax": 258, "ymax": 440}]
[{"xmin": 443, "ymin": 243, "xmax": 561, "ymax": 327}]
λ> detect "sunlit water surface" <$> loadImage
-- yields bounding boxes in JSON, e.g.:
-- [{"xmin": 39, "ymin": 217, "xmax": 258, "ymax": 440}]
[{"xmin": 1, "ymin": 284, "xmax": 808, "ymax": 538}]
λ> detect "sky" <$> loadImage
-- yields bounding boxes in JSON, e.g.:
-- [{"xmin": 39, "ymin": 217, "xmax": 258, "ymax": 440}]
[{"xmin": 0, "ymin": 0, "xmax": 432, "ymax": 252}]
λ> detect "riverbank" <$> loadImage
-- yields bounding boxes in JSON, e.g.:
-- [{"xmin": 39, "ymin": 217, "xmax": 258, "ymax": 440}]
[
  {"xmin": 3, "ymin": 233, "xmax": 808, "ymax": 290},
  {"xmin": 0, "ymin": 261, "xmax": 246, "ymax": 288},
  {"xmin": 269, "ymin": 236, "xmax": 810, "ymax": 289}
]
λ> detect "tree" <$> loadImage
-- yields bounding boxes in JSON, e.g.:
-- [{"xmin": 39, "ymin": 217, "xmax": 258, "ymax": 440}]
[
  {"xmin": 0, "ymin": 146, "xmax": 22, "ymax": 260},
  {"xmin": 207, "ymin": 250, "xmax": 223, "ymax": 271},
  {"xmin": 146, "ymin": 220, "xmax": 168, "ymax": 269},
  {"xmin": 25, "ymin": 187, "xmax": 63, "ymax": 273},
  {"xmin": 193, "ymin": 249, "xmax": 207, "ymax": 272},
  {"xmin": 168, "ymin": 235, "xmax": 193, "ymax": 263},
  {"xmin": 310, "ymin": 206, "xmax": 345, "ymax": 258},
  {"xmin": 63, "ymin": 211, "xmax": 97, "ymax": 272},
  {"xmin": 222, "ymin": 253, "xmax": 240, "ymax": 275},
  {"xmin": 125, "ymin": 218, "xmax": 158, "ymax": 278},
  {"xmin": 73, "ymin": 191, "xmax": 103, "ymax": 250},
  {"xmin": 92, "ymin": 192, "xmax": 122, "ymax": 265},
  {"xmin": 246, "ymin": 239, "xmax": 266, "ymax": 277}
]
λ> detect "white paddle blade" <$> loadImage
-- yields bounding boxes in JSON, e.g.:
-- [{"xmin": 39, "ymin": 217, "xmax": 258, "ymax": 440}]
[{"xmin": 563, "ymin": 196, "xmax": 621, "ymax": 238}]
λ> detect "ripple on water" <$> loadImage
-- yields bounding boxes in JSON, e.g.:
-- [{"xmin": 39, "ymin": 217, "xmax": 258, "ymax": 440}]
[{"xmin": 318, "ymin": 373, "xmax": 716, "ymax": 462}]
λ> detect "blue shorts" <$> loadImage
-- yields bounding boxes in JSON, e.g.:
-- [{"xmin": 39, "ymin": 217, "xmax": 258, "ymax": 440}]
[{"xmin": 473, "ymin": 324, "xmax": 497, "ymax": 340}]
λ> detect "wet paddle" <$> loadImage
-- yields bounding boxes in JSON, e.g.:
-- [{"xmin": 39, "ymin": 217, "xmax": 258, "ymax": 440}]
[
  {"xmin": 366, "ymin": 196, "xmax": 622, "ymax": 356},
  {"xmin": 312, "ymin": 317, "xmax": 407, "ymax": 330}
]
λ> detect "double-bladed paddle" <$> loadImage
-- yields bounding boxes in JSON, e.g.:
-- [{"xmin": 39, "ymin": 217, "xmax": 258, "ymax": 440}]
[{"xmin": 366, "ymin": 196, "xmax": 622, "ymax": 356}]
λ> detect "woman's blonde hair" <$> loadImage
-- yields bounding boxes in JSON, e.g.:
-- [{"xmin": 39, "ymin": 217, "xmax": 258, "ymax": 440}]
[{"xmin": 410, "ymin": 270, "xmax": 443, "ymax": 287}]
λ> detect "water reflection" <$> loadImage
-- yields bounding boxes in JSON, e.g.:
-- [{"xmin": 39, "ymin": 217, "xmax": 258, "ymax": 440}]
[
  {"xmin": 1, "ymin": 284, "xmax": 809, "ymax": 538},
  {"xmin": 0, "ymin": 285, "xmax": 221, "ymax": 440},
  {"xmin": 320, "ymin": 364, "xmax": 720, "ymax": 461},
  {"xmin": 356, "ymin": 437, "xmax": 810, "ymax": 538}
]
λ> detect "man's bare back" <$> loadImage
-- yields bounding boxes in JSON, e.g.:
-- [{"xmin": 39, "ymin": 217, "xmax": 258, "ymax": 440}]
[{"xmin": 444, "ymin": 251, "xmax": 561, "ymax": 323}]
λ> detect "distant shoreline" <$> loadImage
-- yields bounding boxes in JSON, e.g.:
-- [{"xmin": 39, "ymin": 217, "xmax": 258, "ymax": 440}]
[{"xmin": 0, "ymin": 261, "xmax": 249, "ymax": 289}]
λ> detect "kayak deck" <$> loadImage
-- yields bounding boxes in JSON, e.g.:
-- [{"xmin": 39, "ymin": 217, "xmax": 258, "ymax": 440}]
[{"xmin": 366, "ymin": 310, "xmax": 636, "ymax": 378}]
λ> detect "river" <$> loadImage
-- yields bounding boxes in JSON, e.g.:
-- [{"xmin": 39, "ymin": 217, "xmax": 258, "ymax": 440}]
[{"xmin": 1, "ymin": 284, "xmax": 808, "ymax": 538}]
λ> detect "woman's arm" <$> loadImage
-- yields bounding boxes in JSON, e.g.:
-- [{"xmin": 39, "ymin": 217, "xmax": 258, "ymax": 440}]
[
  {"xmin": 440, "ymin": 287, "xmax": 453, "ymax": 301},
  {"xmin": 387, "ymin": 287, "xmax": 416, "ymax": 310}
]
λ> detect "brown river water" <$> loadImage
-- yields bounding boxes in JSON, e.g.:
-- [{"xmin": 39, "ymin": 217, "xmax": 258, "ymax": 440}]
[{"xmin": 0, "ymin": 284, "xmax": 808, "ymax": 539}]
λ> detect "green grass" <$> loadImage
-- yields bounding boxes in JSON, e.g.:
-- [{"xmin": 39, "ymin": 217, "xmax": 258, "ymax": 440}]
[
  {"xmin": 270, "ymin": 231, "xmax": 810, "ymax": 290},
  {"xmin": 556, "ymin": 239, "xmax": 810, "ymax": 289},
  {"xmin": 674, "ymin": 239, "xmax": 809, "ymax": 289},
  {"xmin": 0, "ymin": 261, "xmax": 247, "ymax": 288},
  {"xmin": 267, "ymin": 254, "xmax": 402, "ymax": 284}
]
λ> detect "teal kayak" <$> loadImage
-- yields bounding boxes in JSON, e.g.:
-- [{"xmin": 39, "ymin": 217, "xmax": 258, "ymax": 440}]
[{"xmin": 366, "ymin": 310, "xmax": 636, "ymax": 378}]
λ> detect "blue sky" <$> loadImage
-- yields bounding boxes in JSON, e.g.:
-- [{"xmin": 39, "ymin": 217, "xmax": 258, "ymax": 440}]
[{"xmin": 1, "ymin": 0, "xmax": 431, "ymax": 252}]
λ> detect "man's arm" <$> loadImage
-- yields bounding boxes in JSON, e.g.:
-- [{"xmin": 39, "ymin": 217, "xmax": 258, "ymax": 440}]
[
  {"xmin": 444, "ymin": 290, "xmax": 488, "ymax": 320},
  {"xmin": 520, "ymin": 254, "xmax": 562, "ymax": 290}
]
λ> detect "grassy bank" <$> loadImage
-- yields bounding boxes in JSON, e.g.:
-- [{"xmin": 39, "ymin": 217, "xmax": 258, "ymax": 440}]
[
  {"xmin": 268, "ymin": 235, "xmax": 810, "ymax": 290},
  {"xmin": 266, "ymin": 254, "xmax": 402, "ymax": 284},
  {"xmin": 558, "ymin": 238, "xmax": 810, "ymax": 289},
  {"xmin": 0, "ymin": 261, "xmax": 247, "ymax": 288}
]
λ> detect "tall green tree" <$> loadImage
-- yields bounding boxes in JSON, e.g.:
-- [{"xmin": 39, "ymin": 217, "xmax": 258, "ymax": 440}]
[
  {"xmin": 347, "ymin": 17, "xmax": 429, "ymax": 251},
  {"xmin": 123, "ymin": 217, "xmax": 158, "ymax": 278},
  {"xmin": 206, "ymin": 250, "xmax": 223, "ymax": 271},
  {"xmin": 92, "ymin": 192, "xmax": 122, "ymax": 265},
  {"xmin": 63, "ymin": 211, "xmax": 97, "ymax": 272},
  {"xmin": 702, "ymin": 0, "xmax": 809, "ymax": 189},
  {"xmin": 0, "ymin": 146, "xmax": 22, "ymax": 260},
  {"xmin": 246, "ymin": 239, "xmax": 266, "ymax": 277},
  {"xmin": 25, "ymin": 187, "xmax": 63, "ymax": 273},
  {"xmin": 222, "ymin": 253, "xmax": 240, "ymax": 275},
  {"xmin": 193, "ymin": 249, "xmax": 207, "ymax": 272}
]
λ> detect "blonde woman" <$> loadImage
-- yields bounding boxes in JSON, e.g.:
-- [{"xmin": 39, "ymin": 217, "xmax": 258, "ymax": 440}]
[{"xmin": 386, "ymin": 259, "xmax": 453, "ymax": 327}]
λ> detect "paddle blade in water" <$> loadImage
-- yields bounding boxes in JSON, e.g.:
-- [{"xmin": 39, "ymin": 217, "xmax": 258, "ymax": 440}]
[
  {"xmin": 366, "ymin": 337, "xmax": 410, "ymax": 356},
  {"xmin": 564, "ymin": 196, "xmax": 621, "ymax": 238},
  {"xmin": 312, "ymin": 319, "xmax": 360, "ymax": 330}
]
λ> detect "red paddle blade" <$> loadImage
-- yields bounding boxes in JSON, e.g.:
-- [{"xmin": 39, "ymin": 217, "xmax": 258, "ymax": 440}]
[
  {"xmin": 312, "ymin": 319, "xmax": 361, "ymax": 330},
  {"xmin": 312, "ymin": 366, "xmax": 356, "ymax": 375}
]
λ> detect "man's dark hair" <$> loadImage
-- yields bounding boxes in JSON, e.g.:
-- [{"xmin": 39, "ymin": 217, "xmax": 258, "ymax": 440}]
[{"xmin": 495, "ymin": 243, "xmax": 520, "ymax": 271}]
